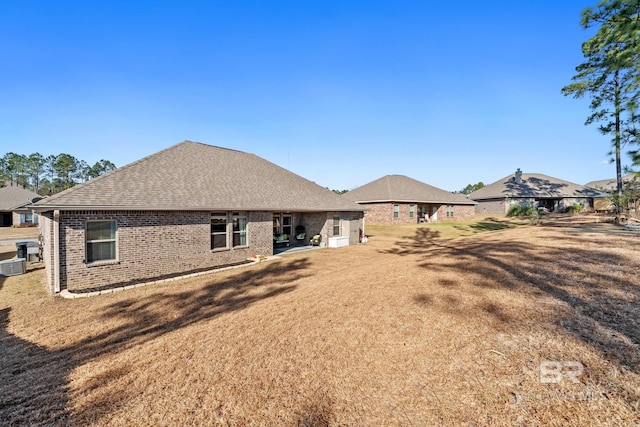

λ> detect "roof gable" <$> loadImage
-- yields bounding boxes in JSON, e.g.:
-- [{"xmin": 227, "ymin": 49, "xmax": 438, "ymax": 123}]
[
  {"xmin": 0, "ymin": 181, "xmax": 42, "ymax": 210},
  {"xmin": 34, "ymin": 141, "xmax": 363, "ymax": 212},
  {"xmin": 341, "ymin": 175, "xmax": 474, "ymax": 205}
]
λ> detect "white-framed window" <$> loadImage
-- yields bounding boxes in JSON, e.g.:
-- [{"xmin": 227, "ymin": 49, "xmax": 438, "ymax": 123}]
[
  {"xmin": 232, "ymin": 212, "xmax": 248, "ymax": 247},
  {"xmin": 333, "ymin": 216, "xmax": 340, "ymax": 236},
  {"xmin": 19, "ymin": 212, "xmax": 38, "ymax": 225},
  {"xmin": 409, "ymin": 204, "xmax": 415, "ymax": 218},
  {"xmin": 86, "ymin": 220, "xmax": 117, "ymax": 263},
  {"xmin": 273, "ymin": 213, "xmax": 292, "ymax": 237},
  {"xmin": 211, "ymin": 213, "xmax": 228, "ymax": 250},
  {"xmin": 446, "ymin": 205, "xmax": 455, "ymax": 218},
  {"xmin": 393, "ymin": 204, "xmax": 399, "ymax": 218}
]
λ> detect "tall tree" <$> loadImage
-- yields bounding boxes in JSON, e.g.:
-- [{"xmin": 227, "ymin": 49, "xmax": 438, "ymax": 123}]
[
  {"xmin": 562, "ymin": 0, "xmax": 640, "ymax": 202},
  {"xmin": 53, "ymin": 153, "xmax": 79, "ymax": 190},
  {"xmin": 88, "ymin": 159, "xmax": 117, "ymax": 179},
  {"xmin": 0, "ymin": 153, "xmax": 29, "ymax": 187},
  {"xmin": 44, "ymin": 155, "xmax": 58, "ymax": 194},
  {"xmin": 27, "ymin": 153, "xmax": 46, "ymax": 192}
]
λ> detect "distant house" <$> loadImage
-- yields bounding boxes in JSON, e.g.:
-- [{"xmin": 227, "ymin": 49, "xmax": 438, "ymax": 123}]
[
  {"xmin": 586, "ymin": 173, "xmax": 639, "ymax": 212},
  {"xmin": 469, "ymin": 169, "xmax": 600, "ymax": 215},
  {"xmin": 33, "ymin": 141, "xmax": 364, "ymax": 294},
  {"xmin": 341, "ymin": 175, "xmax": 476, "ymax": 224},
  {"xmin": 0, "ymin": 181, "xmax": 41, "ymax": 227},
  {"xmin": 585, "ymin": 174, "xmax": 638, "ymax": 192}
]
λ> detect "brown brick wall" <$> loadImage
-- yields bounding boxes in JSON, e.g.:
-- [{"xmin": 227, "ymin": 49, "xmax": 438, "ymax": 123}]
[
  {"xmin": 362, "ymin": 202, "xmax": 475, "ymax": 224},
  {"xmin": 46, "ymin": 210, "xmax": 273, "ymax": 292},
  {"xmin": 40, "ymin": 210, "xmax": 364, "ymax": 293},
  {"xmin": 436, "ymin": 204, "xmax": 476, "ymax": 222},
  {"xmin": 475, "ymin": 199, "xmax": 508, "ymax": 215}
]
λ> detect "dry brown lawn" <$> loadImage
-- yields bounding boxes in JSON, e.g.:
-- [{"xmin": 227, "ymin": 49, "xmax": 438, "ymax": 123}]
[{"xmin": 1, "ymin": 215, "xmax": 639, "ymax": 426}]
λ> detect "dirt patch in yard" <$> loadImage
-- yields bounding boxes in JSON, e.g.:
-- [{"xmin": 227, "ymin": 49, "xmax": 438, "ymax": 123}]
[
  {"xmin": 0, "ymin": 226, "xmax": 39, "ymax": 242},
  {"xmin": 0, "ymin": 215, "xmax": 639, "ymax": 425}
]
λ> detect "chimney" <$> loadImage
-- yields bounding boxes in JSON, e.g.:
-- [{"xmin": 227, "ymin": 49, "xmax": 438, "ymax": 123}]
[{"xmin": 514, "ymin": 168, "xmax": 522, "ymax": 184}]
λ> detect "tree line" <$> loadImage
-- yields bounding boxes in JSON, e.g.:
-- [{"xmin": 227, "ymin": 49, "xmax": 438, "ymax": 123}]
[{"xmin": 0, "ymin": 152, "xmax": 116, "ymax": 196}]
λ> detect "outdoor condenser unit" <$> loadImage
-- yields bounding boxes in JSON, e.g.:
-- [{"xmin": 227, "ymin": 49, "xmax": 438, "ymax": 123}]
[{"xmin": 0, "ymin": 258, "xmax": 26, "ymax": 276}]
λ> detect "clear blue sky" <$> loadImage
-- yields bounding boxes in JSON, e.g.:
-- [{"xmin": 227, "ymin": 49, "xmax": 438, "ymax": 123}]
[{"xmin": 0, "ymin": 1, "xmax": 623, "ymax": 192}]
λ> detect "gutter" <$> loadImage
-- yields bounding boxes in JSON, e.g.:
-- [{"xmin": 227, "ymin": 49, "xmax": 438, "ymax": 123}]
[
  {"xmin": 354, "ymin": 199, "xmax": 477, "ymax": 205},
  {"xmin": 32, "ymin": 205, "xmax": 366, "ymax": 213}
]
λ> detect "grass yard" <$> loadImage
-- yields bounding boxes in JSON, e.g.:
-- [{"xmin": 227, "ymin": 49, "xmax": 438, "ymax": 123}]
[{"xmin": 1, "ymin": 215, "xmax": 639, "ymax": 426}]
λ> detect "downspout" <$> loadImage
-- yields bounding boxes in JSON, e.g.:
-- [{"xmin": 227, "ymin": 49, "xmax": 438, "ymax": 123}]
[{"xmin": 53, "ymin": 210, "xmax": 60, "ymax": 293}]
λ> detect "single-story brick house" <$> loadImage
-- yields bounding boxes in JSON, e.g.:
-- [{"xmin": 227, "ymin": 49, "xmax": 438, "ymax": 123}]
[
  {"xmin": 585, "ymin": 173, "xmax": 638, "ymax": 192},
  {"xmin": 0, "ymin": 181, "xmax": 41, "ymax": 227},
  {"xmin": 469, "ymin": 169, "xmax": 601, "ymax": 215},
  {"xmin": 32, "ymin": 141, "xmax": 364, "ymax": 294},
  {"xmin": 585, "ymin": 173, "xmax": 639, "ymax": 212},
  {"xmin": 341, "ymin": 175, "xmax": 476, "ymax": 224}
]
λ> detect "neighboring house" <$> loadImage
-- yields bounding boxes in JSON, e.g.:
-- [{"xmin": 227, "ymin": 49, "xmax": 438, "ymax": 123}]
[
  {"xmin": 586, "ymin": 173, "xmax": 639, "ymax": 212},
  {"xmin": 32, "ymin": 141, "xmax": 364, "ymax": 294},
  {"xmin": 585, "ymin": 173, "xmax": 638, "ymax": 192},
  {"xmin": 469, "ymin": 169, "xmax": 600, "ymax": 215},
  {"xmin": 341, "ymin": 175, "xmax": 476, "ymax": 224},
  {"xmin": 0, "ymin": 181, "xmax": 41, "ymax": 227}
]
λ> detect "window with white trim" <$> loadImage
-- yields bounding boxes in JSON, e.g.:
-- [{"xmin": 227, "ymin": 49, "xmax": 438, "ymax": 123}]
[
  {"xmin": 232, "ymin": 212, "xmax": 247, "ymax": 247},
  {"xmin": 211, "ymin": 213, "xmax": 228, "ymax": 250},
  {"xmin": 86, "ymin": 220, "xmax": 117, "ymax": 262},
  {"xmin": 393, "ymin": 204, "xmax": 399, "ymax": 218},
  {"xmin": 333, "ymin": 216, "xmax": 340, "ymax": 236},
  {"xmin": 409, "ymin": 204, "xmax": 415, "ymax": 218},
  {"xmin": 273, "ymin": 213, "xmax": 292, "ymax": 238}
]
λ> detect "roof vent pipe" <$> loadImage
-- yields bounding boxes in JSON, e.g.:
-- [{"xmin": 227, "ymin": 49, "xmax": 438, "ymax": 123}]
[{"xmin": 514, "ymin": 168, "xmax": 522, "ymax": 184}]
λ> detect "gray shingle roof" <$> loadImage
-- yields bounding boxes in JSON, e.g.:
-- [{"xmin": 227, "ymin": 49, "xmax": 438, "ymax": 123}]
[
  {"xmin": 585, "ymin": 174, "xmax": 637, "ymax": 192},
  {"xmin": 469, "ymin": 172, "xmax": 601, "ymax": 200},
  {"xmin": 0, "ymin": 181, "xmax": 41, "ymax": 211},
  {"xmin": 341, "ymin": 175, "xmax": 475, "ymax": 205},
  {"xmin": 33, "ymin": 141, "xmax": 363, "ymax": 212}
]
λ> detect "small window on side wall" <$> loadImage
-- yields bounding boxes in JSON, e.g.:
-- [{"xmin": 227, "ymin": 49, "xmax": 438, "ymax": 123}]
[
  {"xmin": 232, "ymin": 212, "xmax": 247, "ymax": 247},
  {"xmin": 211, "ymin": 213, "xmax": 228, "ymax": 250},
  {"xmin": 393, "ymin": 204, "xmax": 399, "ymax": 218},
  {"xmin": 86, "ymin": 220, "xmax": 117, "ymax": 263},
  {"xmin": 333, "ymin": 216, "xmax": 340, "ymax": 236}
]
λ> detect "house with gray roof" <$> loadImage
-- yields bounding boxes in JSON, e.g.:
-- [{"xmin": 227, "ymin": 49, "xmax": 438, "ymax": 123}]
[
  {"xmin": 0, "ymin": 181, "xmax": 42, "ymax": 227},
  {"xmin": 341, "ymin": 175, "xmax": 476, "ymax": 224},
  {"xmin": 469, "ymin": 169, "xmax": 600, "ymax": 215},
  {"xmin": 585, "ymin": 173, "xmax": 639, "ymax": 212},
  {"xmin": 33, "ymin": 141, "xmax": 364, "ymax": 294},
  {"xmin": 585, "ymin": 174, "xmax": 638, "ymax": 192}
]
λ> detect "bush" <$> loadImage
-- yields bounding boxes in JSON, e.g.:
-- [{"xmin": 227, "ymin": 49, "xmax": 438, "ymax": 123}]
[
  {"xmin": 565, "ymin": 204, "xmax": 583, "ymax": 214},
  {"xmin": 507, "ymin": 204, "xmax": 537, "ymax": 217}
]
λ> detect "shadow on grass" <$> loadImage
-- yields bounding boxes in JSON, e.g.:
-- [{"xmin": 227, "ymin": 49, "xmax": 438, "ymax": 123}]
[
  {"xmin": 382, "ymin": 223, "xmax": 640, "ymax": 378},
  {"xmin": 0, "ymin": 257, "xmax": 310, "ymax": 426},
  {"xmin": 468, "ymin": 220, "xmax": 517, "ymax": 232},
  {"xmin": 0, "ymin": 307, "xmax": 71, "ymax": 426}
]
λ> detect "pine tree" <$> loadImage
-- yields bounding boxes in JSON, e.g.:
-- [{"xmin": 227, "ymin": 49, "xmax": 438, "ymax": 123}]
[{"xmin": 562, "ymin": 0, "xmax": 640, "ymax": 201}]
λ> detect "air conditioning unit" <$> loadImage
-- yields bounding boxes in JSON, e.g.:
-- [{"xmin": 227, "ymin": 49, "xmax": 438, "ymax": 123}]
[{"xmin": 0, "ymin": 258, "xmax": 26, "ymax": 276}]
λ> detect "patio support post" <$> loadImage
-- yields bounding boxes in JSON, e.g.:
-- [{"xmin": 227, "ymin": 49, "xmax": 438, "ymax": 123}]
[{"xmin": 53, "ymin": 210, "xmax": 60, "ymax": 293}]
